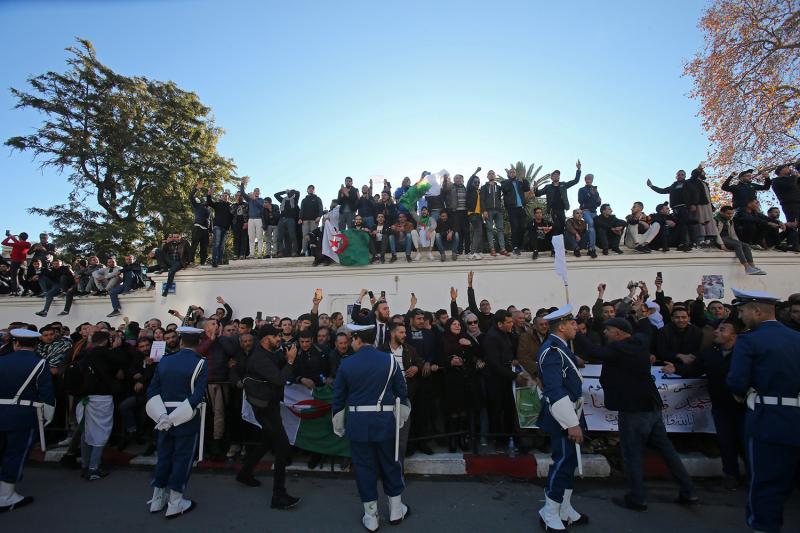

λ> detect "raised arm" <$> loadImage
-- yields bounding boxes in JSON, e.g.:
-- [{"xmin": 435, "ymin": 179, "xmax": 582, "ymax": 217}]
[
  {"xmin": 646, "ymin": 179, "xmax": 670, "ymax": 195},
  {"xmin": 466, "ymin": 271, "xmax": 479, "ymax": 314}
]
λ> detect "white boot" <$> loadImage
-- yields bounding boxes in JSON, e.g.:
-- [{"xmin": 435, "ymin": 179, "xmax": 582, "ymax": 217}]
[
  {"xmin": 538, "ymin": 495, "xmax": 566, "ymax": 531},
  {"xmin": 388, "ymin": 494, "xmax": 409, "ymax": 524},
  {"xmin": 147, "ymin": 486, "xmax": 167, "ymax": 514},
  {"xmin": 0, "ymin": 481, "xmax": 31, "ymax": 511},
  {"xmin": 165, "ymin": 489, "xmax": 195, "ymax": 519},
  {"xmin": 559, "ymin": 489, "xmax": 588, "ymax": 526},
  {"xmin": 362, "ymin": 500, "xmax": 379, "ymax": 532}
]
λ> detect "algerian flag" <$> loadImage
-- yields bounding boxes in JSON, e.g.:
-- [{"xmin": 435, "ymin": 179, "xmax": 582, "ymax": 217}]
[
  {"xmin": 280, "ymin": 384, "xmax": 350, "ymax": 457},
  {"xmin": 322, "ymin": 207, "xmax": 341, "ymax": 264},
  {"xmin": 322, "ymin": 207, "xmax": 371, "ymax": 266},
  {"xmin": 552, "ymin": 234, "xmax": 568, "ymax": 286}
]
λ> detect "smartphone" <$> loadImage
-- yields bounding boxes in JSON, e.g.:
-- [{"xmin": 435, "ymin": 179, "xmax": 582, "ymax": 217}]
[
  {"xmin": 314, "ymin": 288, "xmax": 323, "ymax": 300},
  {"xmin": 168, "ymin": 309, "xmax": 177, "ymax": 315},
  {"xmin": 368, "ymin": 291, "xmax": 374, "ymax": 299},
  {"xmin": 380, "ymin": 290, "xmax": 385, "ymax": 299},
  {"xmin": 256, "ymin": 311, "xmax": 263, "ymax": 321},
  {"xmin": 656, "ymin": 271, "xmax": 663, "ymax": 282},
  {"xmin": 4, "ymin": 230, "xmax": 9, "ymax": 236}
]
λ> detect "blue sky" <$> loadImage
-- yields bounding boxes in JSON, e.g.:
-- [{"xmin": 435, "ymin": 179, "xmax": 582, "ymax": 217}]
[{"xmin": 0, "ymin": 0, "xmax": 710, "ymax": 238}]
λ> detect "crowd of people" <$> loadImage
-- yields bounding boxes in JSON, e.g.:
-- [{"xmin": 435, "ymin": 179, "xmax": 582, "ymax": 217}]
[
  {"xmin": 2, "ymin": 161, "xmax": 799, "ymax": 316},
  {"xmin": 2, "ymin": 271, "xmax": 800, "ymax": 530},
  {"xmin": 2, "ymin": 272, "xmax": 799, "ymax": 473}
]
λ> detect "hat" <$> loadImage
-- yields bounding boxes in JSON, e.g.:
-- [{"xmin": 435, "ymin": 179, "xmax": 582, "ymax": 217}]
[
  {"xmin": 603, "ymin": 318, "xmax": 633, "ymax": 334},
  {"xmin": 731, "ymin": 288, "xmax": 780, "ymax": 306},
  {"xmin": 10, "ymin": 328, "xmax": 42, "ymax": 339},
  {"xmin": 346, "ymin": 324, "xmax": 376, "ymax": 332},
  {"xmin": 176, "ymin": 326, "xmax": 204, "ymax": 335},
  {"xmin": 645, "ymin": 301, "xmax": 660, "ymax": 311},
  {"xmin": 346, "ymin": 323, "xmax": 376, "ymax": 339},
  {"xmin": 255, "ymin": 324, "xmax": 280, "ymax": 339},
  {"xmin": 542, "ymin": 304, "xmax": 574, "ymax": 324}
]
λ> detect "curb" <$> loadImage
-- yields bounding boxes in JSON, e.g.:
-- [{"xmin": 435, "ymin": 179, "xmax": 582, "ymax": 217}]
[{"xmin": 33, "ymin": 445, "xmax": 728, "ymax": 479}]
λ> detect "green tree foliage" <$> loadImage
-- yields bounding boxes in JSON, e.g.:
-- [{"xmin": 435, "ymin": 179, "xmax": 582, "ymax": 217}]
[{"xmin": 6, "ymin": 39, "xmax": 236, "ymax": 259}]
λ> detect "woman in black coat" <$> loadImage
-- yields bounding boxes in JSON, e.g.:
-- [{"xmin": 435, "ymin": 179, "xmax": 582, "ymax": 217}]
[{"xmin": 438, "ymin": 318, "xmax": 484, "ymax": 452}]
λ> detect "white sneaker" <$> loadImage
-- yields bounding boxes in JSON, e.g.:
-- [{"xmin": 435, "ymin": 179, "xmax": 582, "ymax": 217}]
[
  {"xmin": 147, "ymin": 487, "xmax": 167, "ymax": 513},
  {"xmin": 413, "ymin": 252, "xmax": 422, "ymax": 262},
  {"xmin": 165, "ymin": 490, "xmax": 195, "ymax": 519},
  {"xmin": 362, "ymin": 501, "xmax": 379, "ymax": 531},
  {"xmin": 427, "ymin": 251, "xmax": 434, "ymax": 261},
  {"xmin": 388, "ymin": 495, "xmax": 409, "ymax": 525},
  {"xmin": 475, "ymin": 253, "xmax": 483, "ymax": 259}
]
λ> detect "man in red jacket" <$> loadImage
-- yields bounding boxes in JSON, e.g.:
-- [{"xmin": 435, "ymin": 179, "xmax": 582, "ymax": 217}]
[{"xmin": 2, "ymin": 232, "xmax": 31, "ymax": 295}]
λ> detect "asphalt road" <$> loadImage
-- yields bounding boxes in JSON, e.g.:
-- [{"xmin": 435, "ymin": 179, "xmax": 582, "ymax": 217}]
[{"xmin": 4, "ymin": 466, "xmax": 798, "ymax": 532}]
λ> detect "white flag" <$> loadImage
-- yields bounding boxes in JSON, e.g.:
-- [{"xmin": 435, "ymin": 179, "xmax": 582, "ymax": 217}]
[
  {"xmin": 552, "ymin": 234, "xmax": 568, "ymax": 286},
  {"xmin": 322, "ymin": 206, "xmax": 341, "ymax": 263},
  {"xmin": 423, "ymin": 169, "xmax": 449, "ymax": 197}
]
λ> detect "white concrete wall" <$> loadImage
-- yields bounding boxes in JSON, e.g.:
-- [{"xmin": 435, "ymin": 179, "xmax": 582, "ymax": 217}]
[{"xmin": 3, "ymin": 251, "xmax": 798, "ymax": 328}]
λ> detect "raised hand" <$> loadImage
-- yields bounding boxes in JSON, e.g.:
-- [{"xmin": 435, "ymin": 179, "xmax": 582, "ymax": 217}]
[
  {"xmin": 450, "ymin": 286, "xmax": 458, "ymax": 301},
  {"xmin": 576, "ymin": 159, "xmax": 581, "ymax": 170},
  {"xmin": 646, "ymin": 178, "xmax": 653, "ymax": 187},
  {"xmin": 467, "ymin": 271, "xmax": 474, "ymax": 287}
]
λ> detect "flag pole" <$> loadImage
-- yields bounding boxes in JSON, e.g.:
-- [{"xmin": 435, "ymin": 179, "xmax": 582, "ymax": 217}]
[{"xmin": 564, "ymin": 284, "xmax": 570, "ymax": 305}]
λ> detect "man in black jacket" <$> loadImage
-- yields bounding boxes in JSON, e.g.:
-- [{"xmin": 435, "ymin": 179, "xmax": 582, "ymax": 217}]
[
  {"xmin": 35, "ymin": 259, "xmax": 77, "ymax": 318},
  {"xmin": 501, "ymin": 168, "xmax": 531, "ymax": 255},
  {"xmin": 771, "ymin": 163, "xmax": 800, "ymax": 251},
  {"xmin": 261, "ymin": 198, "xmax": 281, "ymax": 259},
  {"xmin": 734, "ymin": 199, "xmax": 784, "ymax": 248},
  {"xmin": 189, "ymin": 181, "xmax": 211, "ymax": 265},
  {"xmin": 664, "ymin": 320, "xmax": 746, "ymax": 490},
  {"xmin": 646, "ymin": 171, "xmax": 693, "ymax": 251},
  {"xmin": 238, "ymin": 324, "xmax": 300, "ymax": 510},
  {"xmin": 656, "ymin": 307, "xmax": 704, "ymax": 364},
  {"xmin": 483, "ymin": 310, "xmax": 528, "ymax": 448},
  {"xmin": 594, "ymin": 204, "xmax": 626, "ymax": 255},
  {"xmin": 299, "ymin": 185, "xmax": 324, "ymax": 256},
  {"xmin": 480, "ymin": 170, "xmax": 507, "ymax": 255},
  {"xmin": 275, "ymin": 189, "xmax": 300, "ymax": 257},
  {"xmin": 576, "ymin": 318, "xmax": 696, "ymax": 511},
  {"xmin": 721, "ymin": 170, "xmax": 771, "ymax": 210},
  {"xmin": 206, "ymin": 186, "xmax": 233, "ymax": 267},
  {"xmin": 534, "ymin": 160, "xmax": 582, "ymax": 236}
]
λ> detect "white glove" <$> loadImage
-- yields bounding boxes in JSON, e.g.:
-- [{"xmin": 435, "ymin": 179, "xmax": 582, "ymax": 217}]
[{"xmin": 155, "ymin": 414, "xmax": 173, "ymax": 431}]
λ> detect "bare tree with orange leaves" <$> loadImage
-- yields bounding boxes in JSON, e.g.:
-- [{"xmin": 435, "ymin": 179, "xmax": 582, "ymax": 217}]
[{"xmin": 685, "ymin": 0, "xmax": 799, "ymax": 185}]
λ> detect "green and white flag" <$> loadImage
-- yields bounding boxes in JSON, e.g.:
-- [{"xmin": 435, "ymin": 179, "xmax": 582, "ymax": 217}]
[{"xmin": 279, "ymin": 384, "xmax": 350, "ymax": 457}]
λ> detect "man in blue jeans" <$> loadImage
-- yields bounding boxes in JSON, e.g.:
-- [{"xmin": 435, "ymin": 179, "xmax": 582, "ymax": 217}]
[
  {"xmin": 107, "ymin": 255, "xmax": 143, "ymax": 317},
  {"xmin": 206, "ymin": 186, "xmax": 233, "ymax": 268},
  {"xmin": 434, "ymin": 211, "xmax": 460, "ymax": 262},
  {"xmin": 156, "ymin": 234, "xmax": 190, "ymax": 298},
  {"xmin": 577, "ymin": 173, "xmax": 601, "ymax": 258}
]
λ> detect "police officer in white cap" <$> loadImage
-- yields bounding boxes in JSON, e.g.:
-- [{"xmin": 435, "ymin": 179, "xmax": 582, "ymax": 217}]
[
  {"xmin": 0, "ymin": 328, "xmax": 55, "ymax": 512},
  {"xmin": 144, "ymin": 326, "xmax": 208, "ymax": 519},
  {"xmin": 332, "ymin": 324, "xmax": 410, "ymax": 531},
  {"xmin": 535, "ymin": 305, "xmax": 588, "ymax": 531},
  {"xmin": 727, "ymin": 288, "xmax": 800, "ymax": 533}
]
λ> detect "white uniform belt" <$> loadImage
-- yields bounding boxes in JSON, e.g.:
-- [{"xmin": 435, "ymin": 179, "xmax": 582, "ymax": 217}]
[
  {"xmin": 348, "ymin": 405, "xmax": 393, "ymax": 413},
  {"xmin": 754, "ymin": 395, "xmax": 800, "ymax": 408},
  {"xmin": 164, "ymin": 401, "xmax": 200, "ymax": 409},
  {"xmin": 0, "ymin": 399, "xmax": 43, "ymax": 407}
]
